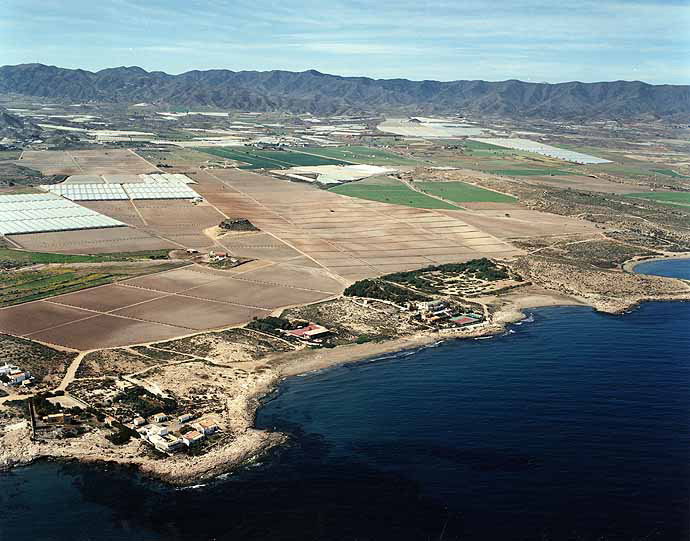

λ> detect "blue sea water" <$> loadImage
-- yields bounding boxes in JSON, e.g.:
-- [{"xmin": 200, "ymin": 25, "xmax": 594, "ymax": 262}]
[{"xmin": 1, "ymin": 261, "xmax": 689, "ymax": 540}]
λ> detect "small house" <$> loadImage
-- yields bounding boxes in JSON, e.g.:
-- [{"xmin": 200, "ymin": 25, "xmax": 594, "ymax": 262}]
[
  {"xmin": 285, "ymin": 323, "xmax": 331, "ymax": 342},
  {"xmin": 182, "ymin": 430, "xmax": 205, "ymax": 446},
  {"xmin": 192, "ymin": 418, "xmax": 220, "ymax": 436}
]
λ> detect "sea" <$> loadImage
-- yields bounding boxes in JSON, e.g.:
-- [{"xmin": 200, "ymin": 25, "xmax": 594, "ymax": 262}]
[{"xmin": 1, "ymin": 259, "xmax": 689, "ymax": 540}]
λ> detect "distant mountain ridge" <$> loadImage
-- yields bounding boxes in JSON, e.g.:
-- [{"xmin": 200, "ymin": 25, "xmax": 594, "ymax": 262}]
[{"xmin": 1, "ymin": 63, "xmax": 689, "ymax": 120}]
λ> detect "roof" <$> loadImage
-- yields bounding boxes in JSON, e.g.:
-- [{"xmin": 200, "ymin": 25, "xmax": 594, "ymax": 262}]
[
  {"xmin": 183, "ymin": 430, "xmax": 204, "ymax": 440},
  {"xmin": 0, "ymin": 193, "xmax": 124, "ymax": 235},
  {"xmin": 287, "ymin": 324, "xmax": 329, "ymax": 338},
  {"xmin": 451, "ymin": 316, "xmax": 476, "ymax": 325},
  {"xmin": 195, "ymin": 418, "xmax": 219, "ymax": 428}
]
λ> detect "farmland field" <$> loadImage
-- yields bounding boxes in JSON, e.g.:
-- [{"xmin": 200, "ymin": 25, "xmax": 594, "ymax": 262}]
[
  {"xmin": 0, "ymin": 245, "xmax": 170, "ymax": 266},
  {"xmin": 489, "ymin": 168, "xmax": 576, "ymax": 176},
  {"xmin": 330, "ymin": 181, "xmax": 458, "ymax": 209},
  {"xmin": 0, "ymin": 262, "xmax": 182, "ymax": 307},
  {"xmin": 651, "ymin": 169, "xmax": 690, "ymax": 179},
  {"xmin": 416, "ymin": 181, "xmax": 518, "ymax": 203},
  {"xmin": 198, "ymin": 147, "xmax": 348, "ymax": 169},
  {"xmin": 292, "ymin": 146, "xmax": 419, "ymax": 166},
  {"xmin": 625, "ymin": 191, "xmax": 690, "ymax": 207}
]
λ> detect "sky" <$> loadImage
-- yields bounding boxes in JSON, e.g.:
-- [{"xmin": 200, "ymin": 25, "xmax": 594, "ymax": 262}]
[{"xmin": 1, "ymin": 0, "xmax": 689, "ymax": 84}]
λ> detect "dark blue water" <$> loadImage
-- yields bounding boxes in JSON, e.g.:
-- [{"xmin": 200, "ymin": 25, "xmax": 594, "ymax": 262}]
[
  {"xmin": 1, "ymin": 261, "xmax": 689, "ymax": 540},
  {"xmin": 635, "ymin": 258, "xmax": 690, "ymax": 280}
]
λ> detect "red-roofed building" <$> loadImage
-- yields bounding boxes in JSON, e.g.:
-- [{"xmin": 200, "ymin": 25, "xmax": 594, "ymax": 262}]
[{"xmin": 285, "ymin": 323, "xmax": 331, "ymax": 341}]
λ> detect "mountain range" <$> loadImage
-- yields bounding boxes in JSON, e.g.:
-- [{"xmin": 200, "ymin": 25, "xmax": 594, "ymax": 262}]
[{"xmin": 1, "ymin": 63, "xmax": 689, "ymax": 120}]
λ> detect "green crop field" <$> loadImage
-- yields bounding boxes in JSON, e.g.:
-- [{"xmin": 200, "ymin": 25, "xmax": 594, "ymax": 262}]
[
  {"xmin": 488, "ymin": 168, "xmax": 576, "ymax": 176},
  {"xmin": 416, "ymin": 181, "xmax": 517, "ymax": 203},
  {"xmin": 293, "ymin": 146, "xmax": 419, "ymax": 166},
  {"xmin": 330, "ymin": 181, "xmax": 458, "ymax": 210},
  {"xmin": 0, "ymin": 247, "xmax": 170, "ymax": 266},
  {"xmin": 198, "ymin": 147, "xmax": 348, "ymax": 169},
  {"xmin": 0, "ymin": 270, "xmax": 115, "ymax": 307},
  {"xmin": 0, "ymin": 262, "xmax": 183, "ymax": 307},
  {"xmin": 461, "ymin": 140, "xmax": 507, "ymax": 151},
  {"xmin": 625, "ymin": 192, "xmax": 690, "ymax": 208},
  {"xmin": 651, "ymin": 169, "xmax": 690, "ymax": 179}
]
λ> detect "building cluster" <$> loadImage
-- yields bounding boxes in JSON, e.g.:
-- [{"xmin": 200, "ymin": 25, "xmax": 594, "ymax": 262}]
[
  {"xmin": 208, "ymin": 251, "xmax": 238, "ymax": 264},
  {"xmin": 133, "ymin": 411, "xmax": 220, "ymax": 454},
  {"xmin": 0, "ymin": 362, "xmax": 33, "ymax": 387},
  {"xmin": 415, "ymin": 300, "xmax": 483, "ymax": 327}
]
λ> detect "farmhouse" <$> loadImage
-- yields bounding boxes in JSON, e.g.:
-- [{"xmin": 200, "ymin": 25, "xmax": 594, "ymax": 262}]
[
  {"xmin": 284, "ymin": 323, "xmax": 331, "ymax": 342},
  {"xmin": 182, "ymin": 430, "xmax": 205, "ymax": 446},
  {"xmin": 192, "ymin": 418, "xmax": 220, "ymax": 436},
  {"xmin": 0, "ymin": 363, "xmax": 32, "ymax": 386}
]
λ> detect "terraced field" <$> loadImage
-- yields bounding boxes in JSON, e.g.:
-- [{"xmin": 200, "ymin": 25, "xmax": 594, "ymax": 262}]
[
  {"xmin": 330, "ymin": 181, "xmax": 458, "ymax": 209},
  {"xmin": 416, "ymin": 181, "xmax": 517, "ymax": 203}
]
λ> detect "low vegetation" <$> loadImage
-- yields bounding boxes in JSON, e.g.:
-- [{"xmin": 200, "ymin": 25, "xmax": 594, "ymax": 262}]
[
  {"xmin": 344, "ymin": 279, "xmax": 429, "ymax": 304},
  {"xmin": 0, "ymin": 334, "xmax": 75, "ymax": 387}
]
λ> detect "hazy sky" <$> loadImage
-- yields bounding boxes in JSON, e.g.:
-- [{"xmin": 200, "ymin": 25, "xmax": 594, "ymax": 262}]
[{"xmin": 2, "ymin": 0, "xmax": 689, "ymax": 84}]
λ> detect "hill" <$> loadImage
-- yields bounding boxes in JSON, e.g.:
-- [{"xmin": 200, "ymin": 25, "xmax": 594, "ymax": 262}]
[
  {"xmin": 0, "ymin": 106, "xmax": 41, "ymax": 138},
  {"xmin": 0, "ymin": 64, "xmax": 688, "ymax": 120}
]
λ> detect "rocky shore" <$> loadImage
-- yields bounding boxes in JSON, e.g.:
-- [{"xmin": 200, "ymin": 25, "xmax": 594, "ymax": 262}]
[{"xmin": 2, "ymin": 257, "xmax": 689, "ymax": 486}]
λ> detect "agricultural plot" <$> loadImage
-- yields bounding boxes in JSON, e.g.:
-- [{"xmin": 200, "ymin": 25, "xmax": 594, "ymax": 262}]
[
  {"xmin": 469, "ymin": 138, "xmax": 611, "ymax": 164},
  {"xmin": 292, "ymin": 146, "xmax": 419, "ymax": 166},
  {"xmin": 378, "ymin": 118, "xmax": 486, "ymax": 138},
  {"xmin": 9, "ymin": 226, "xmax": 177, "ymax": 254},
  {"xmin": 0, "ymin": 193, "xmax": 124, "ymax": 235},
  {"xmin": 198, "ymin": 147, "xmax": 348, "ymax": 169},
  {"xmin": 489, "ymin": 169, "xmax": 576, "ymax": 176},
  {"xmin": 17, "ymin": 149, "xmax": 158, "ymax": 175},
  {"xmin": 200, "ymin": 169, "xmax": 523, "ymax": 281},
  {"xmin": 0, "ymin": 245, "xmax": 170, "ymax": 266},
  {"xmin": 0, "ymin": 262, "xmax": 343, "ymax": 350},
  {"xmin": 651, "ymin": 169, "xmax": 690, "ymax": 179},
  {"xmin": 0, "ymin": 262, "xmax": 182, "ymax": 307},
  {"xmin": 330, "ymin": 181, "xmax": 458, "ymax": 210},
  {"xmin": 416, "ymin": 181, "xmax": 517, "ymax": 203},
  {"xmin": 624, "ymin": 192, "xmax": 690, "ymax": 208}
]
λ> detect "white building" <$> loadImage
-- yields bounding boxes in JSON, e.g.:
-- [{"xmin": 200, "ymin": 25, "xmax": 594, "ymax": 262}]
[
  {"xmin": 192, "ymin": 418, "xmax": 220, "ymax": 436},
  {"xmin": 182, "ymin": 430, "xmax": 205, "ymax": 446}
]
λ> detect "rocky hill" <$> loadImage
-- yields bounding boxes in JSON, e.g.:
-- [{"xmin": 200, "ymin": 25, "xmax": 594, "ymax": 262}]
[{"xmin": 1, "ymin": 63, "xmax": 688, "ymax": 120}]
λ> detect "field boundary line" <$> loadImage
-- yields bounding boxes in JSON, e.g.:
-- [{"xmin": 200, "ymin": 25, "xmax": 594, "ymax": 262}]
[{"xmin": 204, "ymin": 169, "xmax": 359, "ymax": 283}]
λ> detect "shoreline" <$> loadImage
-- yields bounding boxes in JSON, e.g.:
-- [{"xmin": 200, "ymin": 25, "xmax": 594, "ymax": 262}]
[
  {"xmin": 622, "ymin": 253, "xmax": 690, "ymax": 274},
  {"xmin": 2, "ymin": 256, "xmax": 690, "ymax": 486}
]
